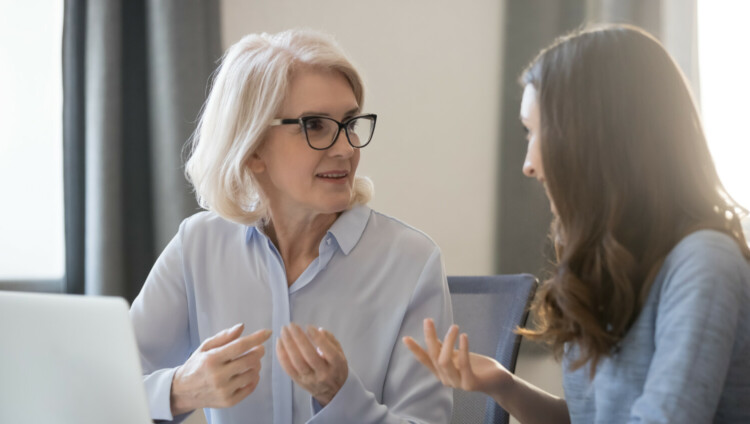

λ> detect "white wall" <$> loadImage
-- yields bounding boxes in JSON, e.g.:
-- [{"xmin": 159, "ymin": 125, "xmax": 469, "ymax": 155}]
[{"xmin": 220, "ymin": 0, "xmax": 505, "ymax": 275}]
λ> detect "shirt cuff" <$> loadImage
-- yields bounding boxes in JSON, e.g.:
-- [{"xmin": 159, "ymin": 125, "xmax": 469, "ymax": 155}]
[
  {"xmin": 308, "ymin": 370, "xmax": 389, "ymax": 423},
  {"xmin": 143, "ymin": 367, "xmax": 179, "ymax": 421}
]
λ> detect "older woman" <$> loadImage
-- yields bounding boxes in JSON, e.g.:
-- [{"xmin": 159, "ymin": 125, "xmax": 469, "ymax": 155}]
[
  {"xmin": 130, "ymin": 29, "xmax": 452, "ymax": 424},
  {"xmin": 406, "ymin": 25, "xmax": 750, "ymax": 423}
]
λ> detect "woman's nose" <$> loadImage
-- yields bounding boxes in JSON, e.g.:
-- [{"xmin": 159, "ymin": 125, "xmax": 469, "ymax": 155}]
[
  {"xmin": 522, "ymin": 158, "xmax": 535, "ymax": 178},
  {"xmin": 328, "ymin": 129, "xmax": 354, "ymax": 156}
]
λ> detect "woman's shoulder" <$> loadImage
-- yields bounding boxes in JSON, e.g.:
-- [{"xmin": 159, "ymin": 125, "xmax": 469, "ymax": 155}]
[
  {"xmin": 664, "ymin": 229, "xmax": 748, "ymax": 273},
  {"xmin": 178, "ymin": 210, "xmax": 249, "ymax": 241},
  {"xmin": 365, "ymin": 208, "xmax": 440, "ymax": 251},
  {"xmin": 655, "ymin": 229, "xmax": 750, "ymax": 310}
]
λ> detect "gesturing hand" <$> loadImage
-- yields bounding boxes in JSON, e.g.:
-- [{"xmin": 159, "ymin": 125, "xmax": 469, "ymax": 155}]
[
  {"xmin": 170, "ymin": 323, "xmax": 272, "ymax": 416},
  {"xmin": 276, "ymin": 323, "xmax": 348, "ymax": 406},
  {"xmin": 403, "ymin": 319, "xmax": 513, "ymax": 397}
]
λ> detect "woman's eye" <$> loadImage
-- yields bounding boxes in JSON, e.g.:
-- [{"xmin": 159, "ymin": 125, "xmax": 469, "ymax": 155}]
[
  {"xmin": 304, "ymin": 118, "xmax": 325, "ymax": 133},
  {"xmin": 347, "ymin": 120, "xmax": 359, "ymax": 131}
]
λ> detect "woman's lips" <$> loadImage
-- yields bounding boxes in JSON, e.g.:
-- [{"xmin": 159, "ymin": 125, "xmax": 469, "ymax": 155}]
[{"xmin": 316, "ymin": 171, "xmax": 349, "ymax": 183}]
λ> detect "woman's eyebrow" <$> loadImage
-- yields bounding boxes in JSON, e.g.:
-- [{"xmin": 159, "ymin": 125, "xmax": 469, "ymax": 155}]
[
  {"xmin": 298, "ymin": 110, "xmax": 329, "ymax": 116},
  {"xmin": 298, "ymin": 107, "xmax": 361, "ymax": 117}
]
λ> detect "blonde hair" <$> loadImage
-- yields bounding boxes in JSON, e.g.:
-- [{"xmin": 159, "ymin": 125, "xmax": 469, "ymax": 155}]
[{"xmin": 185, "ymin": 29, "xmax": 373, "ymax": 225}]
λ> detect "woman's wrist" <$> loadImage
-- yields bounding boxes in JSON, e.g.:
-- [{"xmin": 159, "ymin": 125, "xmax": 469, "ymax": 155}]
[
  {"xmin": 311, "ymin": 373, "xmax": 346, "ymax": 407},
  {"xmin": 487, "ymin": 371, "xmax": 516, "ymax": 406},
  {"xmin": 313, "ymin": 392, "xmax": 334, "ymax": 407},
  {"xmin": 170, "ymin": 366, "xmax": 194, "ymax": 416}
]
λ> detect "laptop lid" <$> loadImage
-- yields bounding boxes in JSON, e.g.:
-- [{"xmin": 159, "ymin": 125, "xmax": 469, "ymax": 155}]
[{"xmin": 0, "ymin": 291, "xmax": 152, "ymax": 424}]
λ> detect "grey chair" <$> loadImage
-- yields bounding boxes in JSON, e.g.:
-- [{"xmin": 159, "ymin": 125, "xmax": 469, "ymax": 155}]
[{"xmin": 448, "ymin": 274, "xmax": 538, "ymax": 424}]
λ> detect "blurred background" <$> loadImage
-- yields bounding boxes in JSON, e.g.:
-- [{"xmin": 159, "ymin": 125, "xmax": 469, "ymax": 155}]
[{"xmin": 1, "ymin": 1, "xmax": 748, "ymax": 423}]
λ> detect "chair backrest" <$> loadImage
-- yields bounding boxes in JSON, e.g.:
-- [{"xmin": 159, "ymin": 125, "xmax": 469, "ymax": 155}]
[{"xmin": 448, "ymin": 274, "xmax": 538, "ymax": 424}]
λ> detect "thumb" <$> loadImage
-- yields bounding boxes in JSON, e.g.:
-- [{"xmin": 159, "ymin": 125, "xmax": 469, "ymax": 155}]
[{"xmin": 201, "ymin": 323, "xmax": 244, "ymax": 352}]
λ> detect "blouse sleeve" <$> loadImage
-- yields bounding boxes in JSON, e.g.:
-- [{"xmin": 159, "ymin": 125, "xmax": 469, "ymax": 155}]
[
  {"xmin": 130, "ymin": 220, "xmax": 194, "ymax": 423},
  {"xmin": 307, "ymin": 247, "xmax": 454, "ymax": 423},
  {"xmin": 628, "ymin": 236, "xmax": 746, "ymax": 423}
]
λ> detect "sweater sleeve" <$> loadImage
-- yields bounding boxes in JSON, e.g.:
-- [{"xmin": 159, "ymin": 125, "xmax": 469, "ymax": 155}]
[{"xmin": 628, "ymin": 234, "xmax": 746, "ymax": 423}]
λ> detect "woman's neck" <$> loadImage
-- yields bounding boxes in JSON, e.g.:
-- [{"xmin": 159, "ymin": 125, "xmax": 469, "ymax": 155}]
[{"xmin": 264, "ymin": 207, "xmax": 339, "ymax": 286}]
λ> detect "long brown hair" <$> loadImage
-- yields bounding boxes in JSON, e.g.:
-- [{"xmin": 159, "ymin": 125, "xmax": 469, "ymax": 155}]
[{"xmin": 517, "ymin": 25, "xmax": 750, "ymax": 373}]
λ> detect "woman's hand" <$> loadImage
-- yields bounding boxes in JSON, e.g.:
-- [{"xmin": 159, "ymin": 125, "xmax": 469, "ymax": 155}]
[
  {"xmin": 403, "ymin": 319, "xmax": 514, "ymax": 398},
  {"xmin": 276, "ymin": 323, "xmax": 348, "ymax": 406},
  {"xmin": 170, "ymin": 323, "xmax": 271, "ymax": 416}
]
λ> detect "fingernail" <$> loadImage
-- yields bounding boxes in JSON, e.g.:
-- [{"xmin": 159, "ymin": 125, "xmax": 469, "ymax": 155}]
[{"xmin": 231, "ymin": 323, "xmax": 244, "ymax": 330}]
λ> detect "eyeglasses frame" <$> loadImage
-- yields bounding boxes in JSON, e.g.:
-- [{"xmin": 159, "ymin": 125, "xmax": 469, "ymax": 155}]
[{"xmin": 269, "ymin": 113, "xmax": 377, "ymax": 150}]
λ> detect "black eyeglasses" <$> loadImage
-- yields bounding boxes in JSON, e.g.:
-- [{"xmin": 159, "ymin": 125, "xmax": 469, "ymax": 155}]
[{"xmin": 270, "ymin": 114, "xmax": 377, "ymax": 150}]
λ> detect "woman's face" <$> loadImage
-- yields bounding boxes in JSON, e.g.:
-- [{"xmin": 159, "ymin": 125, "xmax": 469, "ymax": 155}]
[
  {"xmin": 250, "ymin": 69, "xmax": 360, "ymax": 218},
  {"xmin": 520, "ymin": 84, "xmax": 556, "ymax": 215}
]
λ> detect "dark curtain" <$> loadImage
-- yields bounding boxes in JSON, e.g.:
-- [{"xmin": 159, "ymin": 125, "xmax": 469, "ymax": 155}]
[
  {"xmin": 494, "ymin": 0, "xmax": 587, "ymax": 277},
  {"xmin": 588, "ymin": 0, "xmax": 661, "ymax": 36},
  {"xmin": 591, "ymin": 0, "xmax": 701, "ymax": 101},
  {"xmin": 62, "ymin": 0, "xmax": 222, "ymax": 302},
  {"xmin": 494, "ymin": 0, "xmax": 698, "ymax": 277}
]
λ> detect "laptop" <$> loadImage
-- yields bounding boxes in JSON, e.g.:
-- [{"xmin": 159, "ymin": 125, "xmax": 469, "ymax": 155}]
[{"xmin": 0, "ymin": 291, "xmax": 153, "ymax": 424}]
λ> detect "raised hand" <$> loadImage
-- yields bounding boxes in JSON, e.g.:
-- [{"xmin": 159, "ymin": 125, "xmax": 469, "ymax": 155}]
[
  {"xmin": 403, "ymin": 318, "xmax": 514, "ymax": 397},
  {"xmin": 276, "ymin": 323, "xmax": 348, "ymax": 406},
  {"xmin": 170, "ymin": 323, "xmax": 272, "ymax": 415}
]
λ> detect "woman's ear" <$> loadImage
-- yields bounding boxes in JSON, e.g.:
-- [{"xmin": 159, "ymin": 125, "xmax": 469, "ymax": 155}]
[{"xmin": 247, "ymin": 149, "xmax": 266, "ymax": 174}]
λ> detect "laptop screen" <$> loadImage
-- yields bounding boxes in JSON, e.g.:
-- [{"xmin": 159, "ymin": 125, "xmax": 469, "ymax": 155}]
[{"xmin": 0, "ymin": 291, "xmax": 152, "ymax": 424}]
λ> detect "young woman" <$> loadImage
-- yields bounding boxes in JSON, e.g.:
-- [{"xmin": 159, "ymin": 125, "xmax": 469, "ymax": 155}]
[
  {"xmin": 130, "ymin": 29, "xmax": 452, "ymax": 424},
  {"xmin": 405, "ymin": 25, "xmax": 750, "ymax": 423}
]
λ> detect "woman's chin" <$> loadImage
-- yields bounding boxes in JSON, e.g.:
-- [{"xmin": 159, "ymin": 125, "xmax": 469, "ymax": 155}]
[{"xmin": 317, "ymin": 196, "xmax": 352, "ymax": 215}]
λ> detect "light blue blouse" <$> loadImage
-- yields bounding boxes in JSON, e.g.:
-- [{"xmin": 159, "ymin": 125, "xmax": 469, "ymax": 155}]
[
  {"xmin": 130, "ymin": 205, "xmax": 453, "ymax": 424},
  {"xmin": 563, "ymin": 230, "xmax": 750, "ymax": 423}
]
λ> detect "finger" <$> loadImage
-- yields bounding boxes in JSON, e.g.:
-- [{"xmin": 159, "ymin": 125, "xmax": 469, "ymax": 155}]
[
  {"xmin": 438, "ymin": 325, "xmax": 461, "ymax": 384},
  {"xmin": 227, "ymin": 380, "xmax": 256, "ymax": 406},
  {"xmin": 402, "ymin": 336, "xmax": 437, "ymax": 375},
  {"xmin": 276, "ymin": 337, "xmax": 298, "ymax": 379},
  {"xmin": 225, "ymin": 368, "xmax": 261, "ymax": 405},
  {"xmin": 280, "ymin": 326, "xmax": 314, "ymax": 375},
  {"xmin": 289, "ymin": 323, "xmax": 327, "ymax": 370},
  {"xmin": 308, "ymin": 327, "xmax": 342, "ymax": 364},
  {"xmin": 423, "ymin": 319, "xmax": 443, "ymax": 362},
  {"xmin": 222, "ymin": 345, "xmax": 265, "ymax": 380},
  {"xmin": 458, "ymin": 333, "xmax": 475, "ymax": 388},
  {"xmin": 217, "ymin": 328, "xmax": 272, "ymax": 361},
  {"xmin": 423, "ymin": 319, "xmax": 449, "ymax": 384},
  {"xmin": 201, "ymin": 323, "xmax": 245, "ymax": 352},
  {"xmin": 227, "ymin": 362, "xmax": 260, "ymax": 389},
  {"xmin": 306, "ymin": 326, "xmax": 327, "ymax": 359},
  {"xmin": 320, "ymin": 328, "xmax": 343, "ymax": 351}
]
